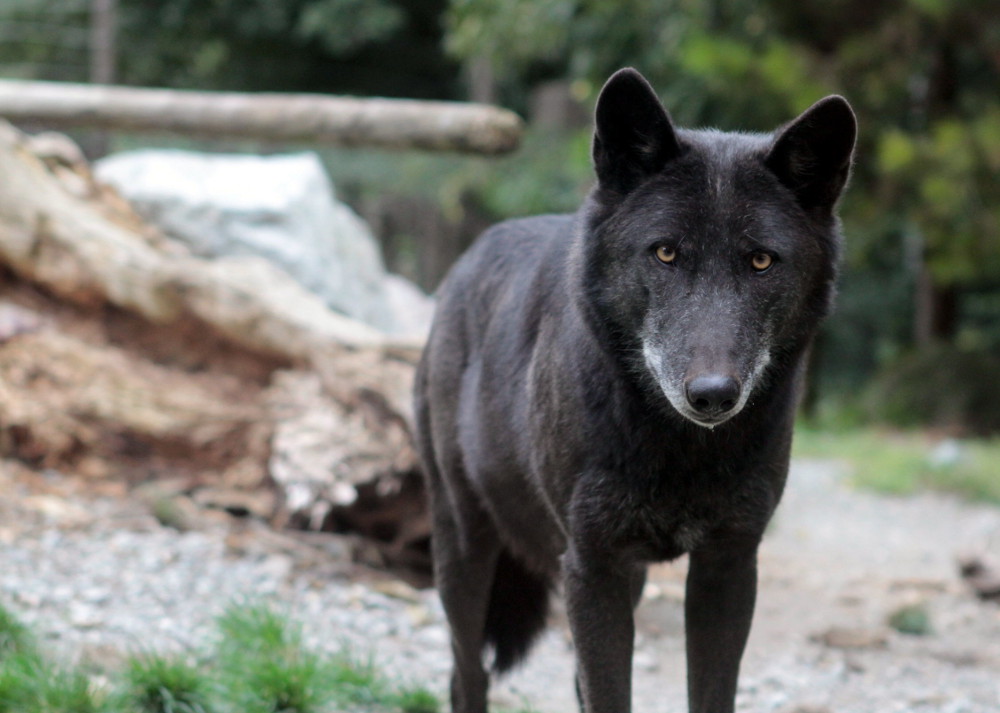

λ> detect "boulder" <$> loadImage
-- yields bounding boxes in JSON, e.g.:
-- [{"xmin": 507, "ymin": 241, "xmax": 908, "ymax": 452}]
[{"xmin": 95, "ymin": 150, "xmax": 430, "ymax": 335}]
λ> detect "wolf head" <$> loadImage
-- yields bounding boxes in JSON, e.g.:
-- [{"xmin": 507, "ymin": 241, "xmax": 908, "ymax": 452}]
[{"xmin": 577, "ymin": 68, "xmax": 857, "ymax": 428}]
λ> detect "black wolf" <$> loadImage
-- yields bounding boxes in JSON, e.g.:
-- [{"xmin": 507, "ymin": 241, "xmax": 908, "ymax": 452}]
[{"xmin": 414, "ymin": 68, "xmax": 856, "ymax": 713}]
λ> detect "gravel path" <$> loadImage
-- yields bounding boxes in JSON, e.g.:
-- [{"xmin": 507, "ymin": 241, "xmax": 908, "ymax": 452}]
[{"xmin": 2, "ymin": 458, "xmax": 999, "ymax": 712}]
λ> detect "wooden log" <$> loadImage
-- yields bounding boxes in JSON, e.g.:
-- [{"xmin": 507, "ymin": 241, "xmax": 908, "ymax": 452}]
[
  {"xmin": 0, "ymin": 119, "xmax": 402, "ymax": 360},
  {"xmin": 0, "ymin": 327, "xmax": 269, "ymax": 483},
  {"xmin": 0, "ymin": 121, "xmax": 431, "ymax": 578},
  {"xmin": 0, "ymin": 79, "xmax": 523, "ymax": 155}
]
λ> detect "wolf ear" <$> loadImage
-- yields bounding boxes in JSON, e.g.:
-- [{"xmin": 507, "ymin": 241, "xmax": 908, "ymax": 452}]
[
  {"xmin": 593, "ymin": 68, "xmax": 681, "ymax": 195},
  {"xmin": 766, "ymin": 95, "xmax": 857, "ymax": 210}
]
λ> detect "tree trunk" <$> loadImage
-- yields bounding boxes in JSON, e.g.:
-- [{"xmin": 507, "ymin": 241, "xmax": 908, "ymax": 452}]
[
  {"xmin": 914, "ymin": 264, "xmax": 959, "ymax": 346},
  {"xmin": 467, "ymin": 56, "xmax": 499, "ymax": 105},
  {"xmin": 0, "ymin": 79, "xmax": 522, "ymax": 155}
]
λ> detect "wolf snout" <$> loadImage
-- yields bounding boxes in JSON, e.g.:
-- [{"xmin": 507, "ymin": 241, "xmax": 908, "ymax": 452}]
[{"xmin": 685, "ymin": 374, "xmax": 741, "ymax": 418}]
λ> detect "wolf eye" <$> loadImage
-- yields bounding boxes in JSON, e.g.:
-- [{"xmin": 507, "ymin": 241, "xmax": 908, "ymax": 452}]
[
  {"xmin": 751, "ymin": 252, "xmax": 774, "ymax": 272},
  {"xmin": 655, "ymin": 246, "xmax": 677, "ymax": 264}
]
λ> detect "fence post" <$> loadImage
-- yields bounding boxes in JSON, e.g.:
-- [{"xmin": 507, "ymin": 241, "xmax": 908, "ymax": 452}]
[{"xmin": 87, "ymin": 0, "xmax": 117, "ymax": 156}]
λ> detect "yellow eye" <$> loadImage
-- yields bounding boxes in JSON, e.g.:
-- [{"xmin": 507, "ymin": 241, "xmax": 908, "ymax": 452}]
[
  {"xmin": 751, "ymin": 252, "xmax": 774, "ymax": 272},
  {"xmin": 655, "ymin": 246, "xmax": 677, "ymax": 264}
]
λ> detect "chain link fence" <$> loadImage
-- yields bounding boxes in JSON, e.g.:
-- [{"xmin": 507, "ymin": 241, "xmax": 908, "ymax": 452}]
[{"xmin": 0, "ymin": 0, "xmax": 113, "ymax": 83}]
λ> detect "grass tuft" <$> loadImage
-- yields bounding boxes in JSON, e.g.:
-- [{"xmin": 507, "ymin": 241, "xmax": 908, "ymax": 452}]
[
  {"xmin": 0, "ymin": 653, "xmax": 105, "ymax": 713},
  {"xmin": 26, "ymin": 668, "xmax": 103, "ymax": 713},
  {"xmin": 389, "ymin": 685, "xmax": 440, "ymax": 713},
  {"xmin": 0, "ymin": 598, "xmax": 444, "ymax": 713},
  {"xmin": 215, "ymin": 602, "xmax": 335, "ymax": 713},
  {"xmin": 120, "ymin": 654, "xmax": 216, "ymax": 713},
  {"xmin": 0, "ymin": 603, "xmax": 35, "ymax": 662}
]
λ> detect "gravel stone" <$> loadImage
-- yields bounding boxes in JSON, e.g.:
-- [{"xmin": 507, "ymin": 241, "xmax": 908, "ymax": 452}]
[{"xmin": 1, "ymin": 460, "xmax": 999, "ymax": 712}]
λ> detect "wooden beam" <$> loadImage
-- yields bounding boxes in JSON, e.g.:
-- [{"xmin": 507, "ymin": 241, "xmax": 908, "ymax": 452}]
[{"xmin": 0, "ymin": 79, "xmax": 523, "ymax": 155}]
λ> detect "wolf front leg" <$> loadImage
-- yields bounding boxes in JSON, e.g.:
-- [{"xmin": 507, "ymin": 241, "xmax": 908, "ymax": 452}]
[
  {"xmin": 563, "ymin": 547, "xmax": 644, "ymax": 713},
  {"xmin": 684, "ymin": 535, "xmax": 760, "ymax": 713}
]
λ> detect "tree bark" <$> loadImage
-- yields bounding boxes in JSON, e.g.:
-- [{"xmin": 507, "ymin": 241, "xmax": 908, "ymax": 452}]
[
  {"xmin": 914, "ymin": 264, "xmax": 959, "ymax": 346},
  {"xmin": 0, "ymin": 79, "xmax": 523, "ymax": 155}
]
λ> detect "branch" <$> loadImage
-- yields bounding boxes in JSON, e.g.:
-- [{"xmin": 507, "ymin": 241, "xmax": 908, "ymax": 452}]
[{"xmin": 0, "ymin": 79, "xmax": 524, "ymax": 155}]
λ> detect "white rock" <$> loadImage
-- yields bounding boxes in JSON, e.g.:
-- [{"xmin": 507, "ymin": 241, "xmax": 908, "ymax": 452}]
[
  {"xmin": 95, "ymin": 150, "xmax": 433, "ymax": 335},
  {"xmin": 384, "ymin": 273, "xmax": 436, "ymax": 341}
]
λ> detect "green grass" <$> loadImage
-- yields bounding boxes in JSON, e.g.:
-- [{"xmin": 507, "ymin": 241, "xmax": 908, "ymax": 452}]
[
  {"xmin": 0, "ymin": 604, "xmax": 102, "ymax": 713},
  {"xmin": 0, "ymin": 604, "xmax": 35, "ymax": 662},
  {"xmin": 120, "ymin": 654, "xmax": 216, "ymax": 713},
  {"xmin": 0, "ymin": 601, "xmax": 441, "ymax": 713},
  {"xmin": 215, "ymin": 603, "xmax": 335, "ymax": 713},
  {"xmin": 0, "ymin": 651, "xmax": 105, "ymax": 713},
  {"xmin": 793, "ymin": 426, "xmax": 1000, "ymax": 504}
]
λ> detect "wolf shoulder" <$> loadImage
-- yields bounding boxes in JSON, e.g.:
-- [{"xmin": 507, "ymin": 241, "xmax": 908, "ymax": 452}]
[{"xmin": 436, "ymin": 213, "xmax": 577, "ymax": 314}]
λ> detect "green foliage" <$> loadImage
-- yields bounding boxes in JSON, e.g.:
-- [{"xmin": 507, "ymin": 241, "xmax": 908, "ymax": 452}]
[
  {"xmin": 113, "ymin": 0, "xmax": 403, "ymax": 91},
  {"xmin": 0, "ymin": 0, "xmax": 451, "ymax": 99},
  {"xmin": 875, "ymin": 111, "xmax": 1000, "ymax": 286},
  {"xmin": 473, "ymin": 127, "xmax": 592, "ymax": 218},
  {"xmin": 866, "ymin": 344, "xmax": 1000, "ymax": 434},
  {"xmin": 445, "ymin": 0, "xmax": 825, "ymax": 127},
  {"xmin": 673, "ymin": 30, "xmax": 827, "ymax": 128},
  {"xmin": 445, "ymin": 0, "xmax": 574, "ymax": 79},
  {"xmin": 296, "ymin": 0, "xmax": 403, "ymax": 54},
  {"xmin": 0, "ymin": 0, "xmax": 89, "ymax": 81},
  {"xmin": 323, "ymin": 125, "xmax": 591, "ymax": 221}
]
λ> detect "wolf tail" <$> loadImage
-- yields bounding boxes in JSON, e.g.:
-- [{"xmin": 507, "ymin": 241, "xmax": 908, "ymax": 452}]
[{"xmin": 485, "ymin": 549, "xmax": 551, "ymax": 674}]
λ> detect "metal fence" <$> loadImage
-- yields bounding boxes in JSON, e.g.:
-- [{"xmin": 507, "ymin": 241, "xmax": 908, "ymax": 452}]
[{"xmin": 0, "ymin": 0, "xmax": 115, "ymax": 84}]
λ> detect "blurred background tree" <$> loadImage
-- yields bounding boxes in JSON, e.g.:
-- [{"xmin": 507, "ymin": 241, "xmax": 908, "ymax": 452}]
[
  {"xmin": 0, "ymin": 0, "xmax": 997, "ymax": 431},
  {"xmin": 0, "ymin": 0, "xmax": 458, "ymax": 97}
]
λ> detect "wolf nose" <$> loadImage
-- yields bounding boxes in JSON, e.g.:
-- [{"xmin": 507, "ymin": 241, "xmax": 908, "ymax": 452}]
[{"xmin": 685, "ymin": 375, "xmax": 741, "ymax": 417}]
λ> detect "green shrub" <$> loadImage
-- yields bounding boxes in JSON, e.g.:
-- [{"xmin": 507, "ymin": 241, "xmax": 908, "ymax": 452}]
[{"xmin": 866, "ymin": 344, "xmax": 1000, "ymax": 434}]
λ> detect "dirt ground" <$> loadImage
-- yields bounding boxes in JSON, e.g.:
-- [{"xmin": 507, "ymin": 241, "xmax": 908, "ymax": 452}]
[
  {"xmin": 2, "ymin": 457, "xmax": 999, "ymax": 713},
  {"xmin": 491, "ymin": 459, "xmax": 1000, "ymax": 713}
]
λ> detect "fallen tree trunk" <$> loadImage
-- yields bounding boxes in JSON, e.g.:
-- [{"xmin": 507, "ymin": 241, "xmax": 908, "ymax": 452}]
[
  {"xmin": 0, "ymin": 120, "xmax": 399, "ymax": 360},
  {"xmin": 0, "ymin": 326, "xmax": 270, "ymax": 484},
  {"xmin": 0, "ymin": 79, "xmax": 523, "ymax": 155}
]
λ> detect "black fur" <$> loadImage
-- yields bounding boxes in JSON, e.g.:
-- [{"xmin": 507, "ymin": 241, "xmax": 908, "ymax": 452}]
[
  {"xmin": 414, "ymin": 67, "xmax": 856, "ymax": 713},
  {"xmin": 484, "ymin": 549, "xmax": 551, "ymax": 673}
]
